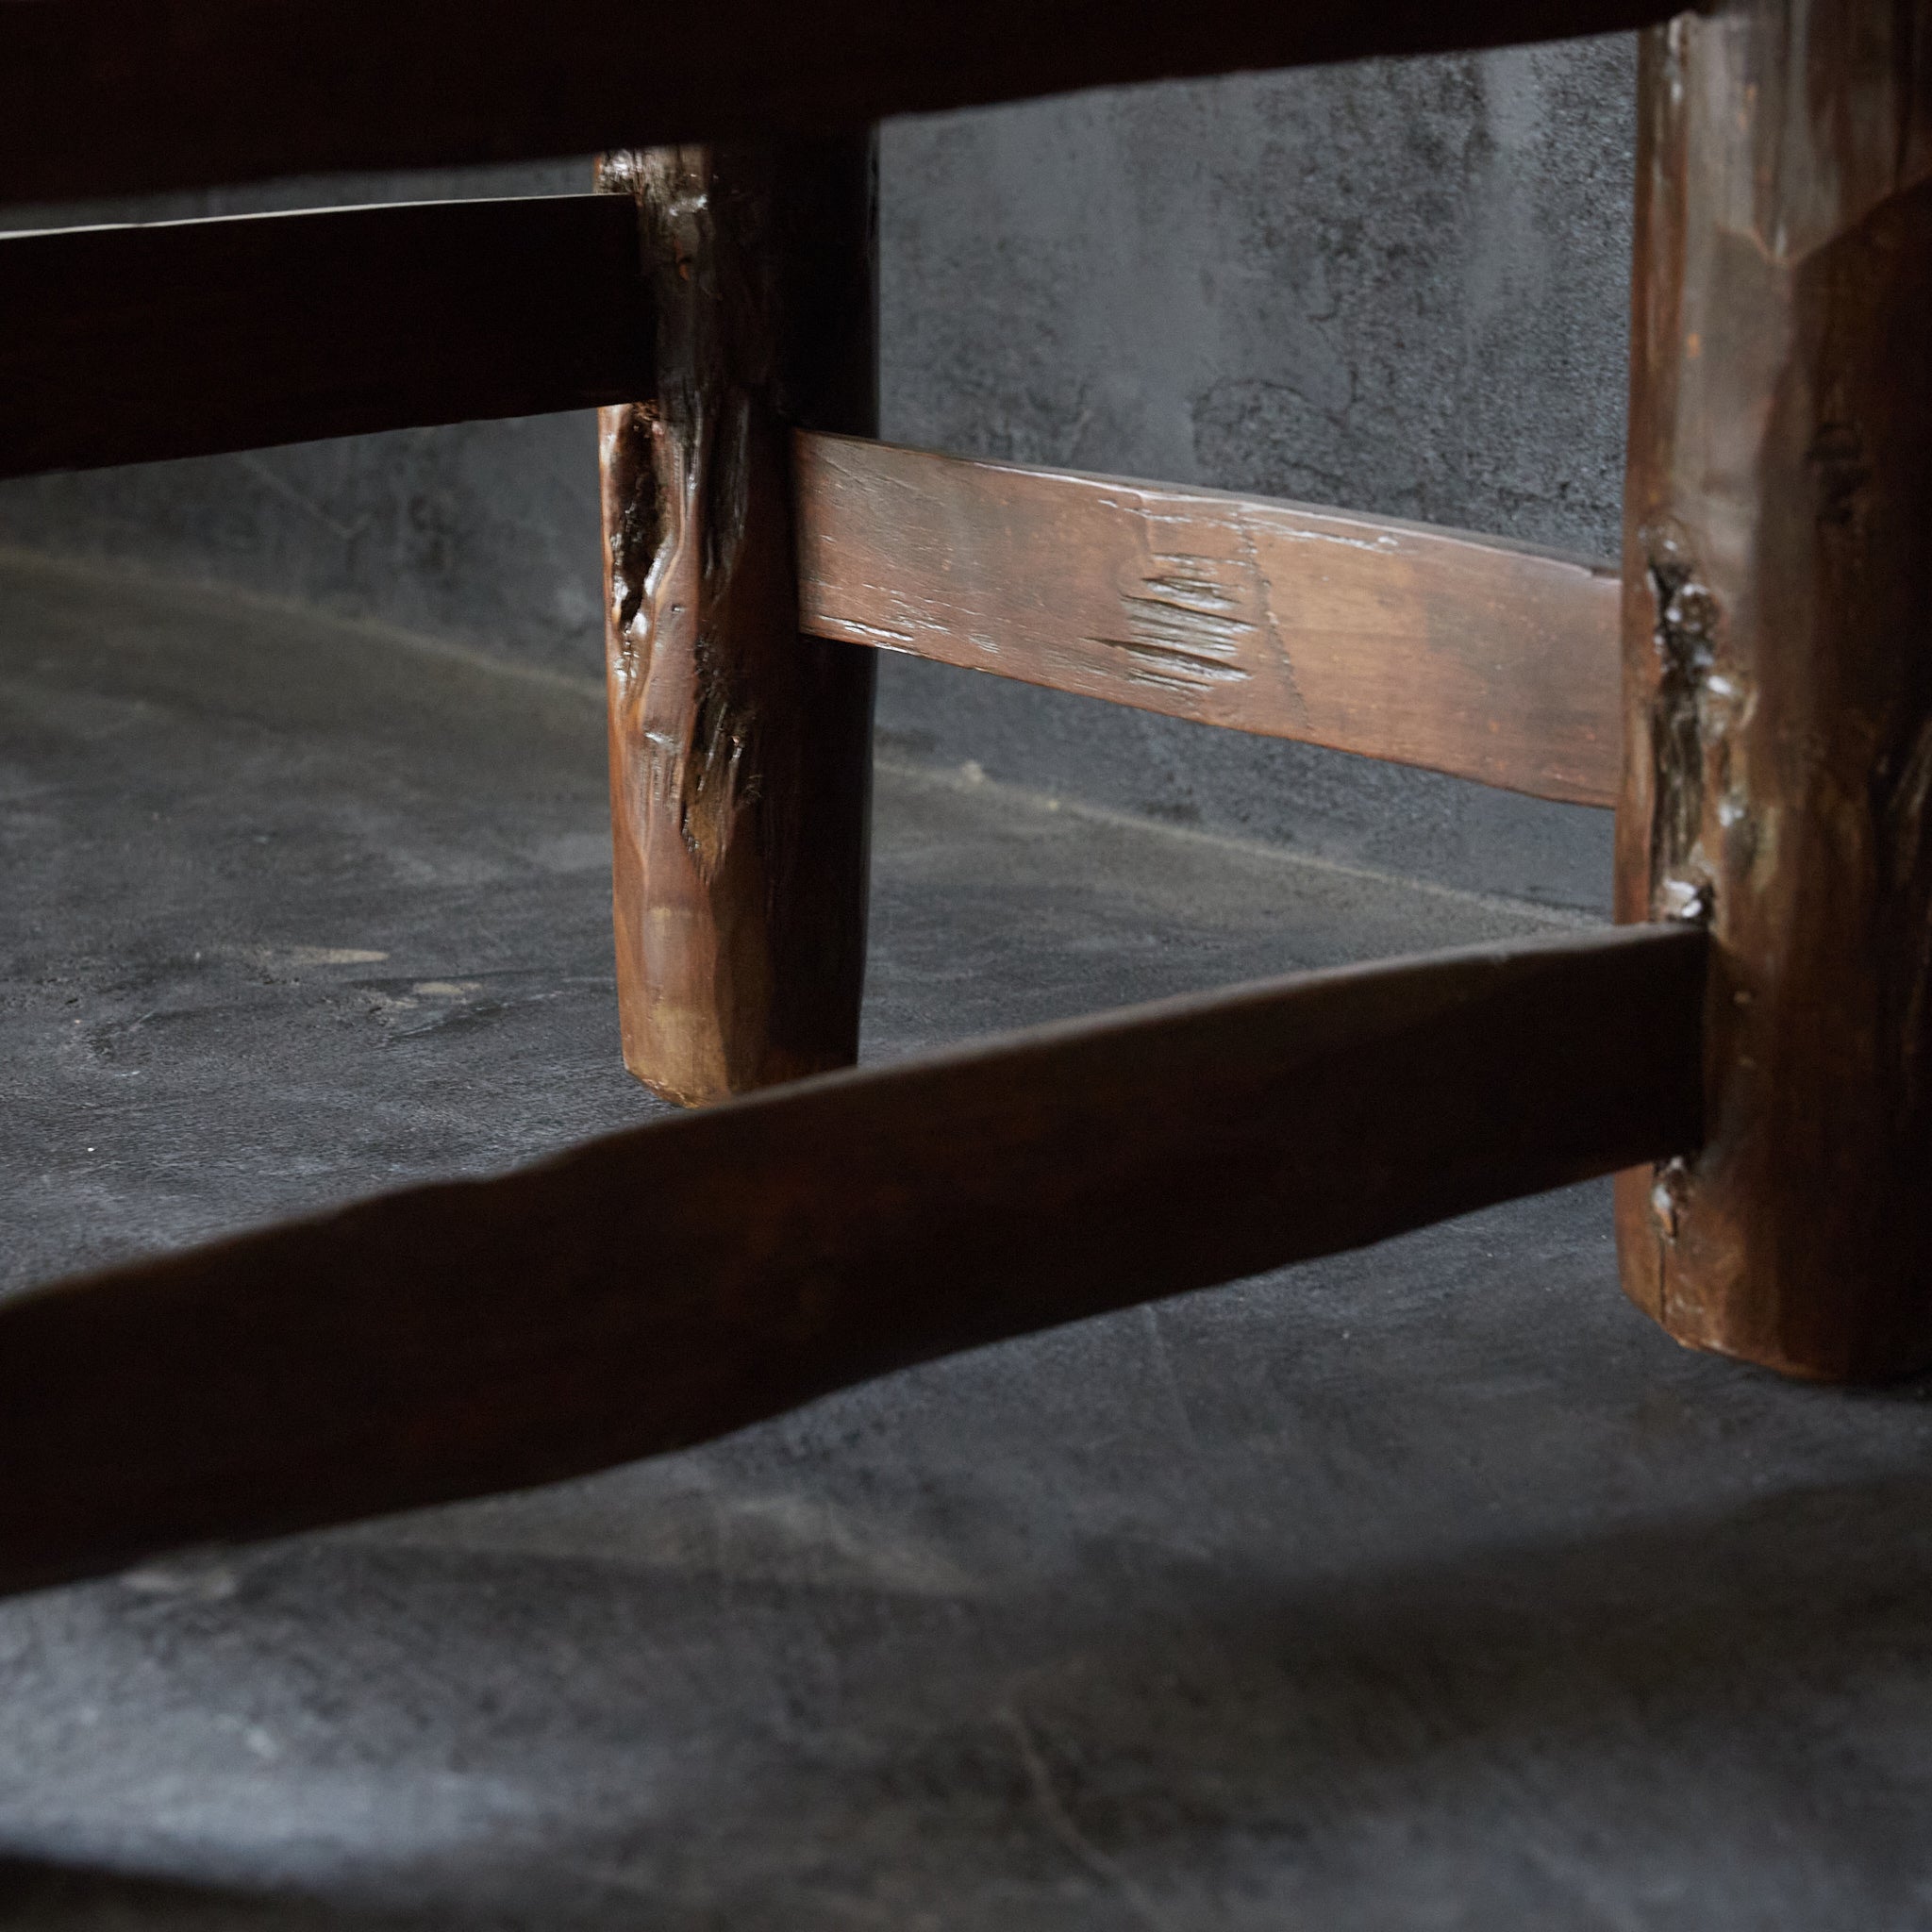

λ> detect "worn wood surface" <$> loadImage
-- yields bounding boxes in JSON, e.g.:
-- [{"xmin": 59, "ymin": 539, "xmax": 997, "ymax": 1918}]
[
  {"xmin": 1614, "ymin": 0, "xmax": 1932, "ymax": 1381},
  {"xmin": 0, "ymin": 197, "xmax": 650, "ymax": 478},
  {"xmin": 599, "ymin": 143, "xmax": 877, "ymax": 1106},
  {"xmin": 0, "ymin": 924, "xmax": 1704, "ymax": 1598},
  {"xmin": 798, "ymin": 434, "xmax": 1622, "ymax": 807},
  {"xmin": 1, "ymin": 0, "xmax": 1684, "ymax": 208}
]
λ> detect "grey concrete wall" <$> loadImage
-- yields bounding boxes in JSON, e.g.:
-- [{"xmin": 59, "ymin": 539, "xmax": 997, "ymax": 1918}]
[{"xmin": 0, "ymin": 35, "xmax": 1636, "ymax": 909}]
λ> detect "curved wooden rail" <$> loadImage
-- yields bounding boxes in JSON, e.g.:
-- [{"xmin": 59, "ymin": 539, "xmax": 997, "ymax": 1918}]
[
  {"xmin": 0, "ymin": 924, "xmax": 1704, "ymax": 1598},
  {"xmin": 798, "ymin": 435, "xmax": 1622, "ymax": 806},
  {"xmin": 0, "ymin": 0, "xmax": 1684, "ymax": 208}
]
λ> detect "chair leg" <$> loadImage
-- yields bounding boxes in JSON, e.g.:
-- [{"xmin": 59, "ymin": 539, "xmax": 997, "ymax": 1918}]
[
  {"xmin": 1614, "ymin": 0, "xmax": 1932, "ymax": 1379},
  {"xmin": 596, "ymin": 136, "xmax": 877, "ymax": 1107}
]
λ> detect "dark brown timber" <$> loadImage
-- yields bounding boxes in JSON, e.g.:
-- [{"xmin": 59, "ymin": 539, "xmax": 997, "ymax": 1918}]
[
  {"xmin": 798, "ymin": 434, "xmax": 1622, "ymax": 807},
  {"xmin": 0, "ymin": 924, "xmax": 1705, "ymax": 1598},
  {"xmin": 1615, "ymin": 0, "xmax": 1932, "ymax": 1380},
  {"xmin": 0, "ymin": 197, "xmax": 651, "ymax": 477},
  {"xmin": 598, "ymin": 143, "xmax": 877, "ymax": 1106},
  {"xmin": 2, "ymin": 0, "xmax": 1685, "ymax": 208}
]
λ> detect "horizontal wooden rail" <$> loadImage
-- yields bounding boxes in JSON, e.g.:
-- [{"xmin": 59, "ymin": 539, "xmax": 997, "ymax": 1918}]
[
  {"xmin": 0, "ymin": 924, "xmax": 1705, "ymax": 1597},
  {"xmin": 0, "ymin": 196, "xmax": 651, "ymax": 476},
  {"xmin": 1, "ymin": 0, "xmax": 1684, "ymax": 207},
  {"xmin": 798, "ymin": 436, "xmax": 1623, "ymax": 806}
]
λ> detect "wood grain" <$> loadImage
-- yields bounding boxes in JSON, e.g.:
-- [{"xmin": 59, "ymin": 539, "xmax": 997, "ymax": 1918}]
[
  {"xmin": 1614, "ymin": 0, "xmax": 1932, "ymax": 1380},
  {"xmin": 797, "ymin": 434, "xmax": 1622, "ymax": 807},
  {"xmin": 0, "ymin": 924, "xmax": 1705, "ymax": 1598},
  {"xmin": 0, "ymin": 0, "xmax": 1685, "ymax": 208},
  {"xmin": 0, "ymin": 196, "xmax": 651, "ymax": 477},
  {"xmin": 599, "ymin": 143, "xmax": 877, "ymax": 1106}
]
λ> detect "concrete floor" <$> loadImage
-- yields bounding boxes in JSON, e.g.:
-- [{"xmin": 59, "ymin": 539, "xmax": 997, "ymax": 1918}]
[{"xmin": 4, "ymin": 549, "xmax": 1931, "ymax": 1928}]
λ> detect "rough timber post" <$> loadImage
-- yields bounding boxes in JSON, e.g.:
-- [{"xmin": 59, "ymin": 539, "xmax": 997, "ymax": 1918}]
[
  {"xmin": 1615, "ymin": 0, "xmax": 1932, "ymax": 1379},
  {"xmin": 597, "ymin": 139, "xmax": 877, "ymax": 1106}
]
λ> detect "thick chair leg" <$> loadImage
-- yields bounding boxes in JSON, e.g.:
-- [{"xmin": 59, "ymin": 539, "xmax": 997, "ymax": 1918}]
[
  {"xmin": 597, "ymin": 137, "xmax": 878, "ymax": 1107},
  {"xmin": 1615, "ymin": 0, "xmax": 1932, "ymax": 1379}
]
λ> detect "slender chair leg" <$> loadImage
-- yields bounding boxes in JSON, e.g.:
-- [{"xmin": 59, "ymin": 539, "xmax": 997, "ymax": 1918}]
[
  {"xmin": 597, "ymin": 137, "xmax": 878, "ymax": 1107},
  {"xmin": 1614, "ymin": 0, "xmax": 1932, "ymax": 1379}
]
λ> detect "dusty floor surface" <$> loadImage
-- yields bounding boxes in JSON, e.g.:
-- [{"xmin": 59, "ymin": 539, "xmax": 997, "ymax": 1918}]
[{"xmin": 3, "ymin": 551, "xmax": 1931, "ymax": 1928}]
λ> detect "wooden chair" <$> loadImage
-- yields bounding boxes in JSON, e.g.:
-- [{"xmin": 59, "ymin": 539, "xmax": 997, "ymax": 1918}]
[{"xmin": 1, "ymin": 0, "xmax": 1925, "ymax": 1597}]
